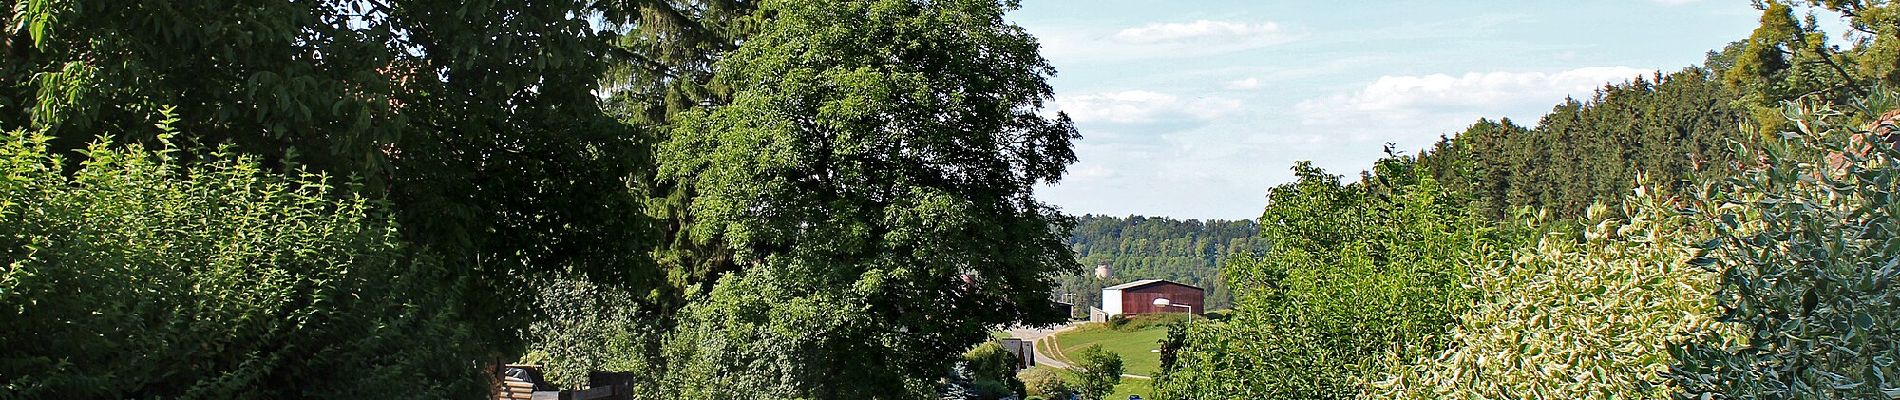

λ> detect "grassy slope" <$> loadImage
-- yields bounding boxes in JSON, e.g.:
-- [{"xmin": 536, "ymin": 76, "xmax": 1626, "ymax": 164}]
[
  {"xmin": 1109, "ymin": 376, "xmax": 1153, "ymax": 399},
  {"xmin": 1028, "ymin": 368, "xmax": 1154, "ymax": 400},
  {"xmin": 1048, "ymin": 318, "xmax": 1176, "ymax": 376}
]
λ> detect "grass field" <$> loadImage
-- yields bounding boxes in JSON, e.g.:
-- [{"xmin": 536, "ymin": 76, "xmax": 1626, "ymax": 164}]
[
  {"xmin": 1046, "ymin": 315, "xmax": 1183, "ymax": 377},
  {"xmin": 1022, "ymin": 367, "xmax": 1154, "ymax": 400},
  {"xmin": 1109, "ymin": 376, "xmax": 1153, "ymax": 399}
]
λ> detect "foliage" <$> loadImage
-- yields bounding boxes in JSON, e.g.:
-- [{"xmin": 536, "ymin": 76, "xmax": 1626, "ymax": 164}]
[
  {"xmin": 520, "ymin": 278, "xmax": 660, "ymax": 389},
  {"xmin": 1721, "ymin": 1, "xmax": 1900, "ymax": 136},
  {"xmin": 1102, "ymin": 312, "xmax": 1190, "ymax": 333},
  {"xmin": 1801, "ymin": 0, "xmax": 1900, "ymax": 85},
  {"xmin": 1671, "ymin": 100, "xmax": 1900, "ymax": 399},
  {"xmin": 1019, "ymin": 367, "xmax": 1076, "ymax": 399},
  {"xmin": 0, "ymin": 128, "xmax": 481, "ymax": 398},
  {"xmin": 1074, "ymin": 345, "xmax": 1124, "ymax": 400},
  {"xmin": 1418, "ymin": 68, "xmax": 1748, "ymax": 222},
  {"xmin": 1371, "ymin": 199, "xmax": 1736, "ymax": 399},
  {"xmin": 1153, "ymin": 157, "xmax": 1506, "ymax": 400},
  {"xmin": 963, "ymin": 341, "xmax": 1029, "ymax": 399},
  {"xmin": 1060, "ymin": 215, "xmax": 1265, "ymax": 311},
  {"xmin": 652, "ymin": 0, "xmax": 1080, "ymax": 396},
  {"xmin": 598, "ymin": 0, "xmax": 760, "ymax": 127},
  {"xmin": 2, "ymin": 0, "xmax": 661, "ymax": 344},
  {"xmin": 1052, "ymin": 320, "xmax": 1170, "ymax": 377}
]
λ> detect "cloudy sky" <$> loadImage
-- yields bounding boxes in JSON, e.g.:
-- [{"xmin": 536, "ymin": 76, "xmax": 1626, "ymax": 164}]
[{"xmin": 1010, "ymin": 1, "xmax": 1769, "ymax": 220}]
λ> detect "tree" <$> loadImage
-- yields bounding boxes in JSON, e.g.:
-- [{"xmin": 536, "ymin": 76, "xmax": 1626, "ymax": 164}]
[
  {"xmin": 597, "ymin": 0, "xmax": 759, "ymax": 127},
  {"xmin": 1156, "ymin": 157, "xmax": 1509, "ymax": 400},
  {"xmin": 1779, "ymin": 0, "xmax": 1900, "ymax": 86},
  {"xmin": 3, "ymin": 0, "xmax": 660, "ymax": 345},
  {"xmin": 1416, "ymin": 68, "xmax": 1747, "ymax": 222},
  {"xmin": 1726, "ymin": 2, "xmax": 1864, "ymax": 136},
  {"xmin": 1074, "ymin": 345, "xmax": 1124, "ymax": 400},
  {"xmin": 652, "ymin": 0, "xmax": 1080, "ymax": 396}
]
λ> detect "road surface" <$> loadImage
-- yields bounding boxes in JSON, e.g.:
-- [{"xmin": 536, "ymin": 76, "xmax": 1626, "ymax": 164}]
[
  {"xmin": 1006, "ymin": 323, "xmax": 1078, "ymax": 369},
  {"xmin": 1005, "ymin": 323, "xmax": 1155, "ymax": 379}
]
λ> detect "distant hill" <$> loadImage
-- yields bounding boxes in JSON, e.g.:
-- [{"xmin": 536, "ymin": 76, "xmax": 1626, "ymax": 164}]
[{"xmin": 1058, "ymin": 215, "xmax": 1267, "ymax": 312}]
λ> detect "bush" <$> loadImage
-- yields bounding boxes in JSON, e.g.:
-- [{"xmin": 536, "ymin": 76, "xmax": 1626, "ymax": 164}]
[
  {"xmin": 1370, "ymin": 199, "xmax": 1737, "ymax": 399},
  {"xmin": 964, "ymin": 341, "xmax": 1028, "ymax": 398},
  {"xmin": 0, "ymin": 128, "xmax": 482, "ymax": 398},
  {"xmin": 1114, "ymin": 313, "xmax": 1189, "ymax": 332},
  {"xmin": 1670, "ymin": 101, "xmax": 1900, "ymax": 398},
  {"xmin": 1020, "ymin": 367, "xmax": 1075, "ymax": 399}
]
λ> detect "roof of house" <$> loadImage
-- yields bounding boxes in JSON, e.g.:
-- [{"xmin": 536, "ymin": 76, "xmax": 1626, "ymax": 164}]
[{"xmin": 1103, "ymin": 279, "xmax": 1201, "ymax": 291}]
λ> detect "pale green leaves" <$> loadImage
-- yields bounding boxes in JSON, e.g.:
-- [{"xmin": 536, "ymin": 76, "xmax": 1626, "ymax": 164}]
[{"xmin": 1372, "ymin": 195, "xmax": 1738, "ymax": 400}]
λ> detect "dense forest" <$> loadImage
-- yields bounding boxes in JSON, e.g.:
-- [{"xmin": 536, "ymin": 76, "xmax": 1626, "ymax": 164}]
[
  {"xmin": 1059, "ymin": 215, "xmax": 1265, "ymax": 311},
  {"xmin": 5, "ymin": 0, "xmax": 1900, "ymax": 399}
]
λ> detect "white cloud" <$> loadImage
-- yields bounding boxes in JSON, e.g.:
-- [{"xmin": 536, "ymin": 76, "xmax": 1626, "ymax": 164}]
[
  {"xmin": 1034, "ymin": 20, "xmax": 1303, "ymax": 62},
  {"xmin": 1295, "ymin": 66, "xmax": 1654, "ymax": 143},
  {"xmin": 1114, "ymin": 20, "xmax": 1290, "ymax": 44},
  {"xmin": 1653, "ymin": 0, "xmax": 1703, "ymax": 5},
  {"xmin": 1300, "ymin": 67, "xmax": 1652, "ymax": 120},
  {"xmin": 1055, "ymin": 90, "xmax": 1242, "ymax": 127},
  {"xmin": 1226, "ymin": 77, "xmax": 1263, "ymax": 90},
  {"xmin": 1067, "ymin": 163, "xmax": 1119, "ymax": 180}
]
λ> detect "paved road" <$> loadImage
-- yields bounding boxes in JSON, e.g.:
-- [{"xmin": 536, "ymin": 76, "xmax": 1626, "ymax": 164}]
[
  {"xmin": 1005, "ymin": 323, "xmax": 1078, "ymax": 369},
  {"xmin": 1005, "ymin": 323, "xmax": 1155, "ymax": 380}
]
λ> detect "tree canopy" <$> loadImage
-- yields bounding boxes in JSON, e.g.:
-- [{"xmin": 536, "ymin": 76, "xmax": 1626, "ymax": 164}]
[{"xmin": 650, "ymin": 0, "xmax": 1079, "ymax": 396}]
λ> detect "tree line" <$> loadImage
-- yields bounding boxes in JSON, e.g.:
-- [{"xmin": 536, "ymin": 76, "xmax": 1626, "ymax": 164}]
[{"xmin": 1058, "ymin": 215, "xmax": 1266, "ymax": 312}]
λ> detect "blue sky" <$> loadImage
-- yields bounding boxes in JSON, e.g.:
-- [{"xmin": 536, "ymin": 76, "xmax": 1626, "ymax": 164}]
[{"xmin": 1010, "ymin": 1, "xmax": 1771, "ymax": 220}]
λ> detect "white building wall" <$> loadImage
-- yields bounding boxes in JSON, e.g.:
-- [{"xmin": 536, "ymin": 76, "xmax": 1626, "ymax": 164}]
[{"xmin": 1101, "ymin": 288, "xmax": 1122, "ymax": 316}]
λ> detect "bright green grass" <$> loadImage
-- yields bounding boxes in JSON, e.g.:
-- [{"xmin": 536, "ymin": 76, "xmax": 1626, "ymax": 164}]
[
  {"xmin": 1108, "ymin": 376, "xmax": 1153, "ymax": 399},
  {"xmin": 1028, "ymin": 367, "xmax": 1153, "ymax": 400},
  {"xmin": 1049, "ymin": 322, "xmax": 1171, "ymax": 376}
]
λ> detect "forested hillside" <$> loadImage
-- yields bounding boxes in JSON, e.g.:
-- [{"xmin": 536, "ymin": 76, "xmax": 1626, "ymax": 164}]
[
  {"xmin": 1418, "ymin": 65, "xmax": 1746, "ymax": 221},
  {"xmin": 1059, "ymin": 215, "xmax": 1266, "ymax": 311}
]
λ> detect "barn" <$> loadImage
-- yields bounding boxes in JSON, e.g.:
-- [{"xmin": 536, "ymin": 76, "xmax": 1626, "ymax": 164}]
[{"xmin": 1100, "ymin": 279, "xmax": 1204, "ymax": 317}]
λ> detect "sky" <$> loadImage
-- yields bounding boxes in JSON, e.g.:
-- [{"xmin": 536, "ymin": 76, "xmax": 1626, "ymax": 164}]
[{"xmin": 1009, "ymin": 0, "xmax": 1773, "ymax": 220}]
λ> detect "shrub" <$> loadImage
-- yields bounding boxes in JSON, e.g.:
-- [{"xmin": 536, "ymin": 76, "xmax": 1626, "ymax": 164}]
[
  {"xmin": 1020, "ymin": 367, "xmax": 1075, "ymax": 399},
  {"xmin": 1370, "ymin": 199, "xmax": 1736, "ymax": 399},
  {"xmin": 0, "ymin": 128, "xmax": 482, "ymax": 398},
  {"xmin": 1670, "ymin": 101, "xmax": 1900, "ymax": 399},
  {"xmin": 1114, "ymin": 312, "xmax": 1189, "ymax": 332},
  {"xmin": 964, "ymin": 341, "xmax": 1028, "ymax": 397}
]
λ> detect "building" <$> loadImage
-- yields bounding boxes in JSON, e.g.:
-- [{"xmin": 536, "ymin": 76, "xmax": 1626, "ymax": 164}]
[
  {"xmin": 998, "ymin": 338, "xmax": 1035, "ymax": 370},
  {"xmin": 1052, "ymin": 301, "xmax": 1075, "ymax": 320},
  {"xmin": 1101, "ymin": 279, "xmax": 1204, "ymax": 317},
  {"xmin": 1093, "ymin": 264, "xmax": 1112, "ymax": 279}
]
